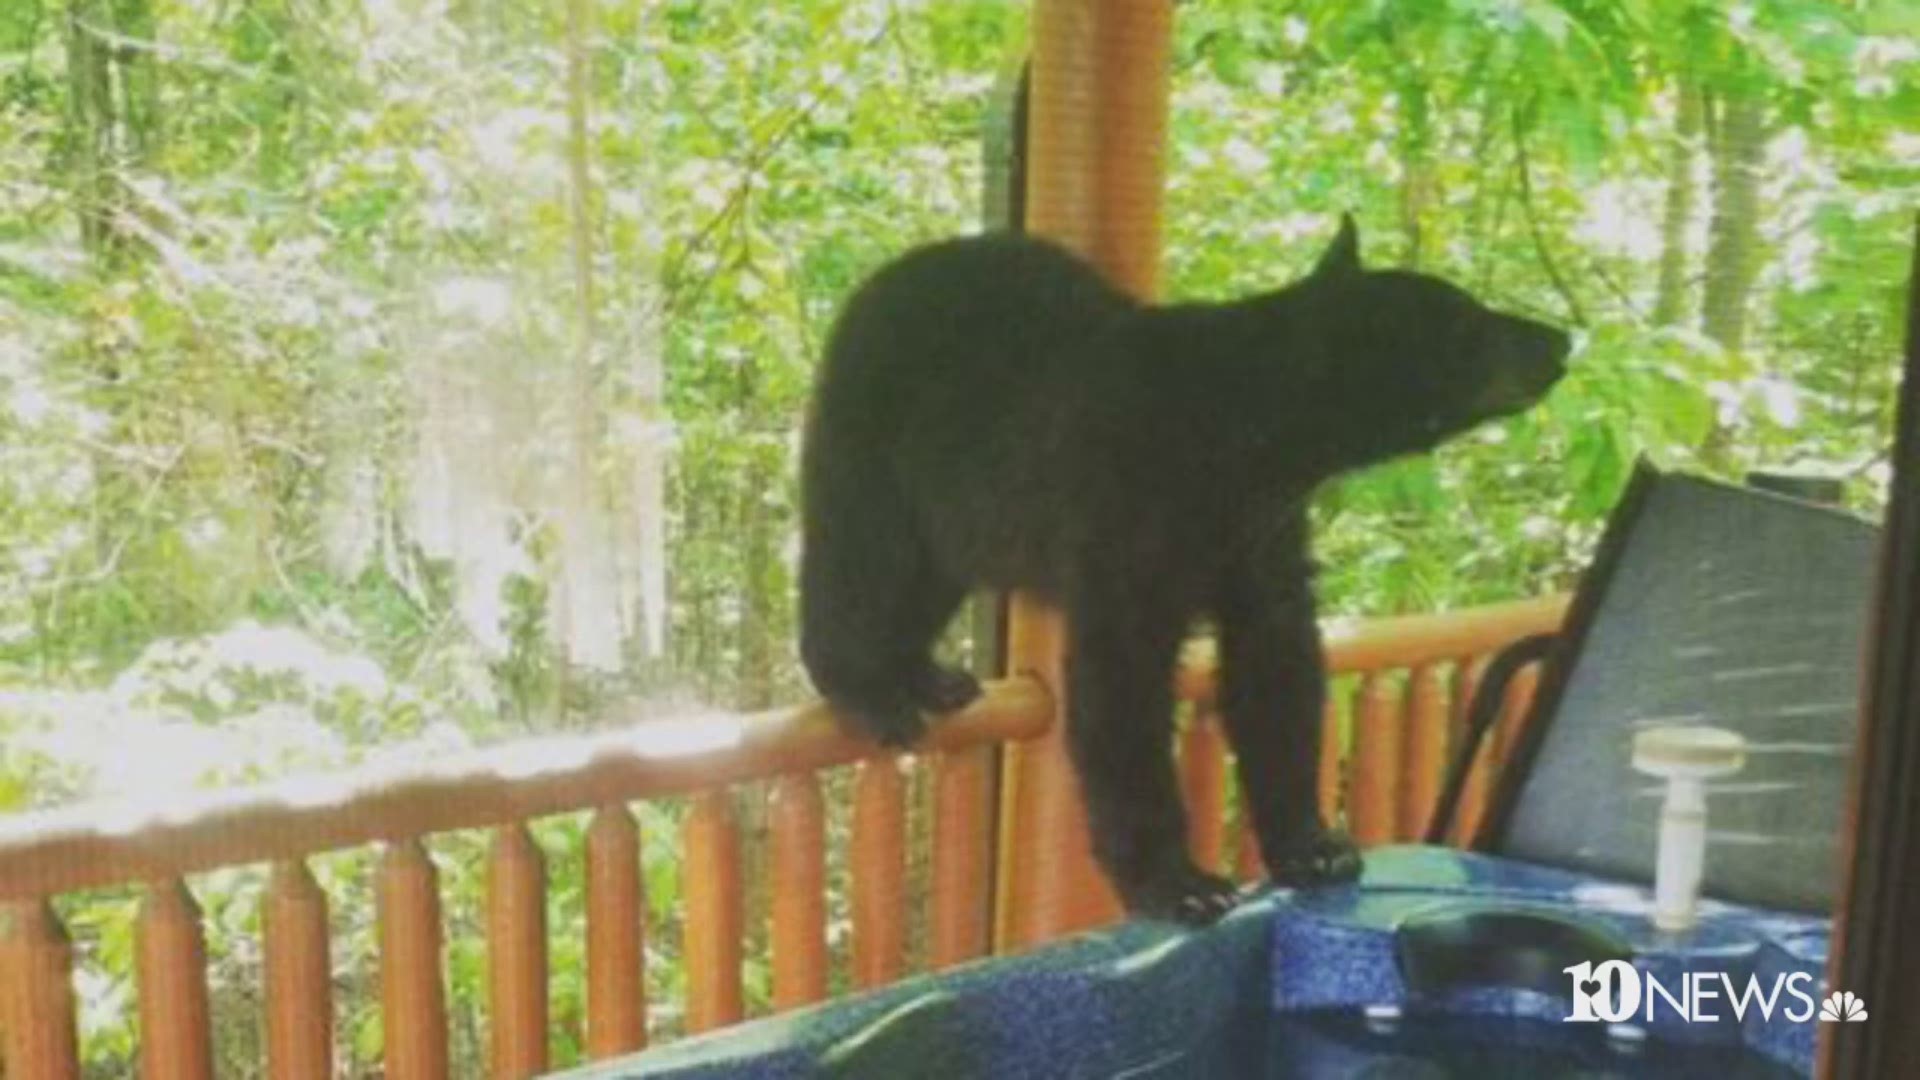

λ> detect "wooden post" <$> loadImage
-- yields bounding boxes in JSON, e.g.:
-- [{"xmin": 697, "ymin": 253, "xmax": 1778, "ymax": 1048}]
[
  {"xmin": 768, "ymin": 774, "xmax": 828, "ymax": 1009},
  {"xmin": 1317, "ymin": 695, "xmax": 1344, "ymax": 825},
  {"xmin": 378, "ymin": 840, "xmax": 449, "ymax": 1080},
  {"xmin": 585, "ymin": 805, "xmax": 646, "ymax": 1057},
  {"xmin": 850, "ymin": 759, "xmax": 907, "ymax": 989},
  {"xmin": 264, "ymin": 861, "xmax": 333, "ymax": 1080},
  {"xmin": 1021, "ymin": 0, "xmax": 1173, "ymax": 297},
  {"xmin": 1448, "ymin": 657, "xmax": 1482, "ymax": 757},
  {"xmin": 1180, "ymin": 709, "xmax": 1229, "ymax": 873},
  {"xmin": 994, "ymin": 0, "xmax": 1173, "ymax": 953},
  {"xmin": 1234, "ymin": 787, "xmax": 1265, "ymax": 883},
  {"xmin": 0, "ymin": 900, "xmax": 81, "ymax": 1080},
  {"xmin": 928, "ymin": 748, "xmax": 995, "ymax": 968},
  {"xmin": 681, "ymin": 791, "xmax": 743, "ymax": 1032},
  {"xmin": 1400, "ymin": 665, "xmax": 1449, "ymax": 839},
  {"xmin": 1448, "ymin": 656, "xmax": 1491, "ymax": 847},
  {"xmin": 1348, "ymin": 675, "xmax": 1403, "ymax": 846},
  {"xmin": 136, "ymin": 879, "xmax": 214, "ymax": 1080},
  {"xmin": 486, "ymin": 825, "xmax": 548, "ymax": 1078}
]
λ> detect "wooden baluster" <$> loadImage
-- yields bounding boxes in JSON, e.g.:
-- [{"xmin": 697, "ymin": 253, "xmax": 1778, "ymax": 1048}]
[
  {"xmin": 0, "ymin": 899, "xmax": 81, "ymax": 1079},
  {"xmin": 1478, "ymin": 661, "xmax": 1544, "ymax": 839},
  {"xmin": 1180, "ymin": 708, "xmax": 1230, "ymax": 874},
  {"xmin": 264, "ymin": 861, "xmax": 332, "ymax": 1080},
  {"xmin": 1455, "ymin": 660, "xmax": 1542, "ymax": 846},
  {"xmin": 1400, "ymin": 665, "xmax": 1449, "ymax": 841},
  {"xmin": 1316, "ymin": 694, "xmax": 1343, "ymax": 825},
  {"xmin": 378, "ymin": 839, "xmax": 448, "ymax": 1080},
  {"xmin": 1234, "ymin": 788, "xmax": 1265, "ymax": 884},
  {"xmin": 488, "ymin": 825, "xmax": 548, "ymax": 1078},
  {"xmin": 682, "ymin": 791, "xmax": 743, "ymax": 1032},
  {"xmin": 1348, "ymin": 674, "xmax": 1403, "ymax": 847},
  {"xmin": 1449, "ymin": 655, "xmax": 1484, "ymax": 745},
  {"xmin": 851, "ymin": 758, "xmax": 907, "ymax": 990},
  {"xmin": 1450, "ymin": 751, "xmax": 1496, "ymax": 846},
  {"xmin": 1449, "ymin": 656, "xmax": 1491, "ymax": 847},
  {"xmin": 586, "ymin": 805, "xmax": 646, "ymax": 1057},
  {"xmin": 929, "ymin": 748, "xmax": 994, "ymax": 969},
  {"xmin": 137, "ymin": 879, "xmax": 213, "ymax": 1080},
  {"xmin": 1448, "ymin": 656, "xmax": 1541, "ymax": 847},
  {"xmin": 1496, "ymin": 663, "xmax": 1543, "ymax": 763},
  {"xmin": 768, "ymin": 774, "xmax": 827, "ymax": 1009}
]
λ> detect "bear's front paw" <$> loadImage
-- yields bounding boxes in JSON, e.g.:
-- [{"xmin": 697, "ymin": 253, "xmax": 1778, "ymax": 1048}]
[
  {"xmin": 912, "ymin": 664, "xmax": 982, "ymax": 714},
  {"xmin": 1266, "ymin": 828, "xmax": 1362, "ymax": 888},
  {"xmin": 1117, "ymin": 861, "xmax": 1241, "ymax": 927},
  {"xmin": 831, "ymin": 692, "xmax": 930, "ymax": 749}
]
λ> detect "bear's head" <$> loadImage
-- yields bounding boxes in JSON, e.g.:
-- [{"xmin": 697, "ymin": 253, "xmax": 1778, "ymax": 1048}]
[{"xmin": 1298, "ymin": 215, "xmax": 1570, "ymax": 463}]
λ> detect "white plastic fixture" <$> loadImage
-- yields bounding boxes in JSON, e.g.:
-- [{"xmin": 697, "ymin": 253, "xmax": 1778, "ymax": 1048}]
[{"xmin": 1631, "ymin": 726, "xmax": 1748, "ymax": 932}]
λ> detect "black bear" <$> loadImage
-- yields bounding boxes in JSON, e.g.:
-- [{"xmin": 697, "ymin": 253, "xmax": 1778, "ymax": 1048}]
[{"xmin": 799, "ymin": 216, "xmax": 1568, "ymax": 923}]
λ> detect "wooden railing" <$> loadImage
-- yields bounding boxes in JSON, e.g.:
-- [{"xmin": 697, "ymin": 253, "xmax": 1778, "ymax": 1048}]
[
  {"xmin": 0, "ymin": 597, "xmax": 1562, "ymax": 1079},
  {"xmin": 1176, "ymin": 594, "xmax": 1567, "ymax": 878}
]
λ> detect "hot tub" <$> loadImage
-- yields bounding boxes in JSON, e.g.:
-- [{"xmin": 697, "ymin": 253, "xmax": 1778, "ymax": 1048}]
[{"xmin": 556, "ymin": 847, "xmax": 1827, "ymax": 1078}]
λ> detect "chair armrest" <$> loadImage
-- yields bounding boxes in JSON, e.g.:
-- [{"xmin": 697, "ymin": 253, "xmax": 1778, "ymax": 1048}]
[{"xmin": 1423, "ymin": 632, "xmax": 1559, "ymax": 845}]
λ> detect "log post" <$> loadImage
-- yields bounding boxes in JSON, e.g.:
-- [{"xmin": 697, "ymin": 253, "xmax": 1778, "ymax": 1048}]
[{"xmin": 994, "ymin": 0, "xmax": 1174, "ymax": 953}]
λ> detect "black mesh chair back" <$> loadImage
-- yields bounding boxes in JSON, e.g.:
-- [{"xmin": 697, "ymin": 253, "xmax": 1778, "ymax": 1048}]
[{"xmin": 1480, "ymin": 464, "xmax": 1878, "ymax": 913}]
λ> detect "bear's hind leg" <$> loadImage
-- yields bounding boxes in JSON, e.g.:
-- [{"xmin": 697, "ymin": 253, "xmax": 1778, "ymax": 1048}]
[
  {"xmin": 1213, "ymin": 562, "xmax": 1361, "ymax": 887},
  {"xmin": 1067, "ymin": 589, "xmax": 1237, "ymax": 925}
]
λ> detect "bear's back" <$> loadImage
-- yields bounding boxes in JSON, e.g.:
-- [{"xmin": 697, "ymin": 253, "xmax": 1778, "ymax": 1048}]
[
  {"xmin": 816, "ymin": 234, "xmax": 1135, "ymax": 412},
  {"xmin": 804, "ymin": 234, "xmax": 1146, "ymax": 592}
]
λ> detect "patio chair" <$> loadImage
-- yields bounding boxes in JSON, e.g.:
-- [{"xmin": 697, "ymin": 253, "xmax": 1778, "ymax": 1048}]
[
  {"xmin": 1252, "ymin": 462, "xmax": 1878, "ymax": 1076},
  {"xmin": 1428, "ymin": 460, "xmax": 1880, "ymax": 913}
]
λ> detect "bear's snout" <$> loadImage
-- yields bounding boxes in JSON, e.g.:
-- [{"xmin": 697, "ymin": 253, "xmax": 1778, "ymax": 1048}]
[{"xmin": 1508, "ymin": 317, "xmax": 1571, "ymax": 396}]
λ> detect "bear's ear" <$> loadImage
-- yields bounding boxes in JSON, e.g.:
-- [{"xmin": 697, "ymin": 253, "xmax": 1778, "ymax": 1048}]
[{"xmin": 1311, "ymin": 213, "xmax": 1361, "ymax": 279}]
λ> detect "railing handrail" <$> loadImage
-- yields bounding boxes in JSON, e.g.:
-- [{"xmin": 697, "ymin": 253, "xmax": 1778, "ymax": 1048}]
[
  {"xmin": 0, "ymin": 595, "xmax": 1568, "ymax": 902},
  {"xmin": 0, "ymin": 594, "xmax": 1570, "ymax": 1079},
  {"xmin": 1177, "ymin": 594, "xmax": 1569, "ymax": 703},
  {"xmin": 0, "ymin": 678, "xmax": 1053, "ymax": 901}
]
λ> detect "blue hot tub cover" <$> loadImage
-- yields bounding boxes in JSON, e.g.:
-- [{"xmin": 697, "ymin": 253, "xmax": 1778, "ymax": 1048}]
[
  {"xmin": 1270, "ymin": 845, "xmax": 1829, "ymax": 1076},
  {"xmin": 558, "ymin": 846, "xmax": 1829, "ymax": 1078},
  {"xmin": 554, "ymin": 889, "xmax": 1275, "ymax": 1078}
]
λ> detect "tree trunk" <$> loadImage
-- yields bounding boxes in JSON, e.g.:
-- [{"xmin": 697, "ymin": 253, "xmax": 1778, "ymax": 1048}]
[
  {"xmin": 1700, "ymin": 91, "xmax": 1765, "ymax": 352},
  {"xmin": 623, "ymin": 383, "xmax": 669, "ymax": 662},
  {"xmin": 64, "ymin": 0, "xmax": 160, "ymax": 262},
  {"xmin": 735, "ymin": 416, "xmax": 776, "ymax": 712},
  {"xmin": 112, "ymin": 0, "xmax": 160, "ymax": 163},
  {"xmin": 64, "ymin": 0, "xmax": 118, "ymax": 259},
  {"xmin": 1513, "ymin": 107, "xmax": 1587, "ymax": 326},
  {"xmin": 63, "ymin": 0, "xmax": 164, "ymax": 650},
  {"xmin": 1652, "ymin": 82, "xmax": 1702, "ymax": 326},
  {"xmin": 1464, "ymin": 85, "xmax": 1507, "ymax": 293},
  {"xmin": 618, "ymin": 22, "xmax": 670, "ymax": 664},
  {"xmin": 1397, "ymin": 74, "xmax": 1435, "ymax": 270},
  {"xmin": 551, "ymin": 0, "xmax": 623, "ymax": 676}
]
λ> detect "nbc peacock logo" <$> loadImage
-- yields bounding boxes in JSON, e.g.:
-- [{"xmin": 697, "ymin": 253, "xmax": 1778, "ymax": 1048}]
[{"xmin": 1819, "ymin": 991, "xmax": 1868, "ymax": 1023}]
